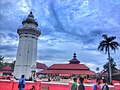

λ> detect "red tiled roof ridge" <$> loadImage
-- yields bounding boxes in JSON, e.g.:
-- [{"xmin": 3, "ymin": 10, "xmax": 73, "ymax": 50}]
[
  {"xmin": 47, "ymin": 68, "xmax": 89, "ymax": 70},
  {"xmin": 50, "ymin": 64, "xmax": 87, "ymax": 65},
  {"xmin": 37, "ymin": 69, "xmax": 96, "ymax": 75},
  {"xmin": 48, "ymin": 63, "xmax": 89, "ymax": 70}
]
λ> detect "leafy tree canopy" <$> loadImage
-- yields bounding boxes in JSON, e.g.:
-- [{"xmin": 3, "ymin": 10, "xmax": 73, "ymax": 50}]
[{"xmin": 103, "ymin": 58, "xmax": 118, "ymax": 73}]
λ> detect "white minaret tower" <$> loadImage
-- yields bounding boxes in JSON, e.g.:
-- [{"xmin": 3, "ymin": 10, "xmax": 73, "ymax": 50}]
[{"xmin": 14, "ymin": 12, "xmax": 41, "ymax": 79}]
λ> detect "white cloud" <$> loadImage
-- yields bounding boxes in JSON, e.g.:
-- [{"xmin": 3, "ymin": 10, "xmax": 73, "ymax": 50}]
[
  {"xmin": 17, "ymin": 0, "xmax": 30, "ymax": 13},
  {"xmin": 81, "ymin": 62, "xmax": 103, "ymax": 72}
]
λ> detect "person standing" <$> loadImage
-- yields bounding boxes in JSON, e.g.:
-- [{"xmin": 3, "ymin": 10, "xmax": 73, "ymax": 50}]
[
  {"xmin": 93, "ymin": 77, "xmax": 102, "ymax": 90},
  {"xmin": 71, "ymin": 78, "xmax": 77, "ymax": 90},
  {"xmin": 18, "ymin": 75, "xmax": 25, "ymax": 90},
  {"xmin": 101, "ymin": 79, "xmax": 109, "ymax": 90},
  {"xmin": 78, "ymin": 77, "xmax": 85, "ymax": 90}
]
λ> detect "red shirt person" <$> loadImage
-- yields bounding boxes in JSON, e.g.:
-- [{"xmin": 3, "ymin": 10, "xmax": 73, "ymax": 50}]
[{"xmin": 93, "ymin": 77, "xmax": 102, "ymax": 90}]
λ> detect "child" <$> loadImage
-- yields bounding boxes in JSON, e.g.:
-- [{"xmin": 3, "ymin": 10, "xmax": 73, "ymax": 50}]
[{"xmin": 30, "ymin": 85, "xmax": 35, "ymax": 90}]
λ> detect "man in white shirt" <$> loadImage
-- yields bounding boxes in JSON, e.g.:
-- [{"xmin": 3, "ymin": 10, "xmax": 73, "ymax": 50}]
[{"xmin": 101, "ymin": 79, "xmax": 109, "ymax": 90}]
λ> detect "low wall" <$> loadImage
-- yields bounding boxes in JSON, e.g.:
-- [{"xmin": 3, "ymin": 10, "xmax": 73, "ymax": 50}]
[
  {"xmin": 0, "ymin": 80, "xmax": 118, "ymax": 90},
  {"xmin": 0, "ymin": 80, "xmax": 41, "ymax": 90},
  {"xmin": 42, "ymin": 82, "xmax": 70, "ymax": 90},
  {"xmin": 114, "ymin": 83, "xmax": 120, "ymax": 90}
]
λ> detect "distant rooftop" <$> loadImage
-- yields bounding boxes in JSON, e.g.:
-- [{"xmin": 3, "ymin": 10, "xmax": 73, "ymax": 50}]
[{"xmin": 36, "ymin": 62, "xmax": 48, "ymax": 69}]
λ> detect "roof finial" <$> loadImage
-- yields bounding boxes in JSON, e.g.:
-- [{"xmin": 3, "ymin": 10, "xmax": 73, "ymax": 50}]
[
  {"xmin": 28, "ymin": 11, "xmax": 34, "ymax": 18},
  {"xmin": 30, "ymin": 11, "xmax": 32, "ymax": 14},
  {"xmin": 73, "ymin": 52, "xmax": 76, "ymax": 59},
  {"xmin": 69, "ymin": 52, "xmax": 80, "ymax": 64}
]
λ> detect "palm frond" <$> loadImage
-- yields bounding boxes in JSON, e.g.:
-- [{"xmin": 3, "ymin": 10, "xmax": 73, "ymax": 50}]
[
  {"xmin": 109, "ymin": 36, "xmax": 116, "ymax": 41},
  {"xmin": 111, "ymin": 41, "xmax": 120, "ymax": 46},
  {"xmin": 99, "ymin": 40, "xmax": 107, "ymax": 45},
  {"xmin": 102, "ymin": 34, "xmax": 108, "ymax": 40},
  {"xmin": 109, "ymin": 44, "xmax": 116, "ymax": 52},
  {"xmin": 98, "ymin": 44, "xmax": 106, "ymax": 51},
  {"xmin": 109, "ymin": 41, "xmax": 120, "ymax": 52}
]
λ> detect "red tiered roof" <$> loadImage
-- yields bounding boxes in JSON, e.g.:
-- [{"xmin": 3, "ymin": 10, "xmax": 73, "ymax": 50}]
[
  {"xmin": 38, "ymin": 70, "xmax": 95, "ymax": 75},
  {"xmin": 2, "ymin": 65, "xmax": 13, "ymax": 71},
  {"xmin": 37, "ymin": 53, "xmax": 96, "ymax": 75},
  {"xmin": 1, "ymin": 65, "xmax": 13, "ymax": 73}
]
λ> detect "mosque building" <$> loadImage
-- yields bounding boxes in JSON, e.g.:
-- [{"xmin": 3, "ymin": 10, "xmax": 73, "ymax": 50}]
[{"xmin": 37, "ymin": 53, "xmax": 96, "ymax": 79}]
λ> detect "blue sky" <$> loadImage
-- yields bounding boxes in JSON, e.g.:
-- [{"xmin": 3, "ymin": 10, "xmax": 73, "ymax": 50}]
[{"xmin": 0, "ymin": 0, "xmax": 120, "ymax": 72}]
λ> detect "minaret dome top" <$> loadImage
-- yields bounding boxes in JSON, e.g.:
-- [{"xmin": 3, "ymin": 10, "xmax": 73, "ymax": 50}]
[{"xmin": 22, "ymin": 12, "xmax": 38, "ymax": 26}]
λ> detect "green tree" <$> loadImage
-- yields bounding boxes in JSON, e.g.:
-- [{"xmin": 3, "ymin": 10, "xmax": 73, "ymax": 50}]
[
  {"xmin": 0, "ymin": 56, "xmax": 4, "ymax": 69},
  {"xmin": 96, "ymin": 67, "xmax": 99, "ymax": 72},
  {"xmin": 9, "ymin": 61, "xmax": 15, "ymax": 70},
  {"xmin": 103, "ymin": 58, "xmax": 118, "ymax": 74},
  {"xmin": 98, "ymin": 34, "xmax": 120, "ymax": 84}
]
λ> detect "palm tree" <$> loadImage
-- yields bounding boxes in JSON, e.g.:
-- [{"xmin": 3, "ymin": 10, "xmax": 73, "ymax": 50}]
[{"xmin": 98, "ymin": 34, "xmax": 120, "ymax": 84}]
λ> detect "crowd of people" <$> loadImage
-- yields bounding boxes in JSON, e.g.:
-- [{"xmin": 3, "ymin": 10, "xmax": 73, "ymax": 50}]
[
  {"xmin": 18, "ymin": 75, "xmax": 109, "ymax": 90},
  {"xmin": 71, "ymin": 77, "xmax": 109, "ymax": 90}
]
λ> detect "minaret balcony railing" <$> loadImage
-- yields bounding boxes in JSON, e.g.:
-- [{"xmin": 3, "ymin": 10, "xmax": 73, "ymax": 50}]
[
  {"xmin": 17, "ymin": 26, "xmax": 41, "ymax": 37},
  {"xmin": 18, "ymin": 26, "xmax": 40, "ymax": 31}
]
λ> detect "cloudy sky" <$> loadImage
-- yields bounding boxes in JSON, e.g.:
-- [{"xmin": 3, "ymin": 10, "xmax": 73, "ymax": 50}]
[{"xmin": 0, "ymin": 0, "xmax": 120, "ymax": 72}]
